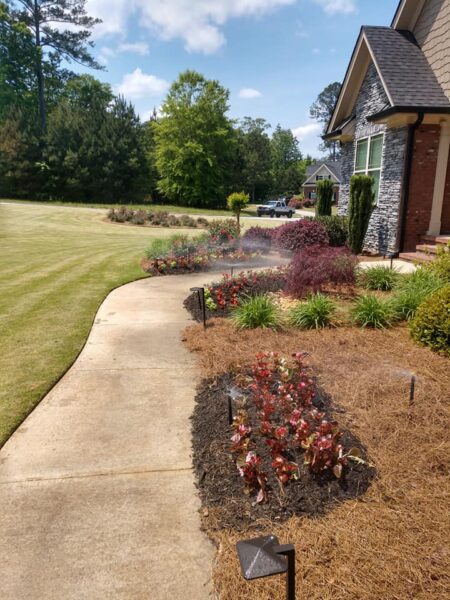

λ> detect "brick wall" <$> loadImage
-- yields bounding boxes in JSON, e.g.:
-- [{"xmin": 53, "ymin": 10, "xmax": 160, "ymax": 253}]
[
  {"xmin": 440, "ymin": 156, "xmax": 450, "ymax": 233},
  {"xmin": 403, "ymin": 124, "xmax": 440, "ymax": 251}
]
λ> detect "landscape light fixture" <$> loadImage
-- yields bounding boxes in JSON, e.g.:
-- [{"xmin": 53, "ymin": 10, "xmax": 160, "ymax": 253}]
[
  {"xmin": 236, "ymin": 535, "xmax": 296, "ymax": 600},
  {"xmin": 189, "ymin": 286, "xmax": 207, "ymax": 329}
]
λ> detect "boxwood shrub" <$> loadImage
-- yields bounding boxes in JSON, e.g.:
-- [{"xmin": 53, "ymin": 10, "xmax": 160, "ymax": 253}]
[{"xmin": 409, "ymin": 284, "xmax": 450, "ymax": 356}]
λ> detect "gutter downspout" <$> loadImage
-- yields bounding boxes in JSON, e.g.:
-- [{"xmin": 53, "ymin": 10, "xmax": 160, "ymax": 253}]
[{"xmin": 396, "ymin": 111, "xmax": 424, "ymax": 253}]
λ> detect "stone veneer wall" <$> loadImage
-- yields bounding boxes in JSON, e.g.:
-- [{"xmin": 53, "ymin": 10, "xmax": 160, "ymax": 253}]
[{"xmin": 338, "ymin": 63, "xmax": 408, "ymax": 254}]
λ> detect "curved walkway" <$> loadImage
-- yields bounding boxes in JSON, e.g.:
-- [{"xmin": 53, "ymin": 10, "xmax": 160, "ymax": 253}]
[{"xmin": 0, "ymin": 273, "xmax": 216, "ymax": 599}]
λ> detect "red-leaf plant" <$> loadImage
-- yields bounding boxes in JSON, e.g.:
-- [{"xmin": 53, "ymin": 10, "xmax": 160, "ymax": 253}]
[{"xmin": 236, "ymin": 451, "xmax": 268, "ymax": 504}]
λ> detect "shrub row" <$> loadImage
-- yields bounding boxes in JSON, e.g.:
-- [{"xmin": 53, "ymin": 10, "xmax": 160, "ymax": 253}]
[{"xmin": 108, "ymin": 206, "xmax": 209, "ymax": 228}]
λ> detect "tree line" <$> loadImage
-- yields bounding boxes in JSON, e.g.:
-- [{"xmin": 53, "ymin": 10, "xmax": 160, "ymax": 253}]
[{"xmin": 0, "ymin": 0, "xmax": 338, "ymax": 208}]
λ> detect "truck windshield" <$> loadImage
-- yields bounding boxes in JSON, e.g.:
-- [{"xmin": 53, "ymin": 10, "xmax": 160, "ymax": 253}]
[{"xmin": 265, "ymin": 201, "xmax": 277, "ymax": 206}]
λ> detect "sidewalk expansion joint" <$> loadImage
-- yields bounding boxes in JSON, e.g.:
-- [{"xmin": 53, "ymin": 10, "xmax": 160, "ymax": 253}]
[{"xmin": 0, "ymin": 465, "xmax": 193, "ymax": 486}]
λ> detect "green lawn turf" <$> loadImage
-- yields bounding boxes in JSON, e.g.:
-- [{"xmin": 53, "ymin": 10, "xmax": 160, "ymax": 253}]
[
  {"xmin": 0, "ymin": 202, "xmax": 282, "ymax": 446},
  {"xmin": 2, "ymin": 199, "xmax": 306, "ymax": 219}
]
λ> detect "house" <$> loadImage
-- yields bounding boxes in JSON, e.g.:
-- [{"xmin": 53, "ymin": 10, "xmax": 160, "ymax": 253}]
[
  {"xmin": 302, "ymin": 161, "xmax": 341, "ymax": 203},
  {"xmin": 325, "ymin": 0, "xmax": 450, "ymax": 258}
]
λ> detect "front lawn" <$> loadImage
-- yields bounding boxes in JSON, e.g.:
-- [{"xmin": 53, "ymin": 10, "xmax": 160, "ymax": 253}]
[{"xmin": 0, "ymin": 202, "xmax": 191, "ymax": 446}]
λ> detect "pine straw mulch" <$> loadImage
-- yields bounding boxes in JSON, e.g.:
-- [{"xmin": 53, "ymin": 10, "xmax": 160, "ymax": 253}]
[{"xmin": 183, "ymin": 320, "xmax": 450, "ymax": 600}]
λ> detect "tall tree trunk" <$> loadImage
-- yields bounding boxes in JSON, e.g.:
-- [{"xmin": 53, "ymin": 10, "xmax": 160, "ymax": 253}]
[{"xmin": 34, "ymin": 1, "xmax": 46, "ymax": 131}]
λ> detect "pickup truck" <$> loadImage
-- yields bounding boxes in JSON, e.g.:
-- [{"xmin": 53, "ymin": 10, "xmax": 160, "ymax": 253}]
[{"xmin": 257, "ymin": 199, "xmax": 294, "ymax": 218}]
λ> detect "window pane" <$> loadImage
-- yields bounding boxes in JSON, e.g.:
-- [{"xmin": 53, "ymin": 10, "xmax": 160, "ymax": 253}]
[
  {"xmin": 355, "ymin": 139, "xmax": 368, "ymax": 171},
  {"xmin": 369, "ymin": 169, "xmax": 381, "ymax": 200},
  {"xmin": 368, "ymin": 135, "xmax": 383, "ymax": 169}
]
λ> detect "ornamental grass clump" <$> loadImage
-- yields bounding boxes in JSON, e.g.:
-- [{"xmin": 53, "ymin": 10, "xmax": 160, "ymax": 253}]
[
  {"xmin": 289, "ymin": 293, "xmax": 337, "ymax": 329},
  {"xmin": 273, "ymin": 219, "xmax": 329, "ymax": 253},
  {"xmin": 358, "ymin": 265, "xmax": 399, "ymax": 291},
  {"xmin": 233, "ymin": 295, "xmax": 280, "ymax": 330},
  {"xmin": 351, "ymin": 294, "xmax": 394, "ymax": 328},
  {"xmin": 409, "ymin": 284, "xmax": 450, "ymax": 356},
  {"xmin": 285, "ymin": 246, "xmax": 357, "ymax": 298},
  {"xmin": 391, "ymin": 268, "xmax": 444, "ymax": 321}
]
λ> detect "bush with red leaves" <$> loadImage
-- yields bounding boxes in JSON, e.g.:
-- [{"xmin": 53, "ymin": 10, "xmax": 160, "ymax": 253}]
[
  {"xmin": 285, "ymin": 245, "xmax": 358, "ymax": 298},
  {"xmin": 273, "ymin": 219, "xmax": 329, "ymax": 253},
  {"xmin": 241, "ymin": 226, "xmax": 274, "ymax": 254},
  {"xmin": 288, "ymin": 197, "xmax": 303, "ymax": 209}
]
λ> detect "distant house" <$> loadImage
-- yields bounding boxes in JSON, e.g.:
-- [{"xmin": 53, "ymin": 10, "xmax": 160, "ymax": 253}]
[
  {"xmin": 325, "ymin": 0, "xmax": 450, "ymax": 258},
  {"xmin": 302, "ymin": 161, "xmax": 341, "ymax": 203}
]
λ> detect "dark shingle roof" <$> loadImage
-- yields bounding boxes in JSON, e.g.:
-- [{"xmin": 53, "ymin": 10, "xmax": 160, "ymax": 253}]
[
  {"xmin": 363, "ymin": 26, "xmax": 450, "ymax": 109},
  {"xmin": 306, "ymin": 161, "xmax": 342, "ymax": 182}
]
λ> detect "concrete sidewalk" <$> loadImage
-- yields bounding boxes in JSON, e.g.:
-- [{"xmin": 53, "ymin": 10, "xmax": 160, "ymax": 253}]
[{"xmin": 0, "ymin": 274, "xmax": 215, "ymax": 600}]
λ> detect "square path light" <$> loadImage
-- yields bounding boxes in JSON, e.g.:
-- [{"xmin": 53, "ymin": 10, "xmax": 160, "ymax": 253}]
[{"xmin": 236, "ymin": 534, "xmax": 296, "ymax": 599}]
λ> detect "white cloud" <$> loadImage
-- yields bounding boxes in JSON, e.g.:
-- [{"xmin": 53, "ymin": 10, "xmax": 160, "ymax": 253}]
[
  {"xmin": 312, "ymin": 48, "xmax": 320, "ymax": 54},
  {"xmin": 99, "ymin": 41, "xmax": 149, "ymax": 62},
  {"xmin": 311, "ymin": 0, "xmax": 357, "ymax": 15},
  {"xmin": 88, "ymin": 0, "xmax": 296, "ymax": 53},
  {"xmin": 118, "ymin": 42, "xmax": 150, "ymax": 55},
  {"xmin": 239, "ymin": 88, "xmax": 262, "ymax": 99},
  {"xmin": 291, "ymin": 122, "xmax": 321, "ymax": 140},
  {"xmin": 115, "ymin": 68, "xmax": 169, "ymax": 100}
]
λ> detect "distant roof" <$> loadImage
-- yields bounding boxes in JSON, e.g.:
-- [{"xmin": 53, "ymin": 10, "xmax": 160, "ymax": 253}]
[
  {"xmin": 305, "ymin": 161, "xmax": 342, "ymax": 183},
  {"xmin": 363, "ymin": 27, "xmax": 450, "ymax": 110}
]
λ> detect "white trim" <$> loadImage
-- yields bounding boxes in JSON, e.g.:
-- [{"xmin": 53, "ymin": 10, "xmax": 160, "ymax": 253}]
[
  {"xmin": 328, "ymin": 34, "xmax": 393, "ymax": 135},
  {"xmin": 392, "ymin": 0, "xmax": 426, "ymax": 30},
  {"xmin": 362, "ymin": 32, "xmax": 395, "ymax": 106},
  {"xmin": 303, "ymin": 163, "xmax": 340, "ymax": 185},
  {"xmin": 328, "ymin": 33, "xmax": 366, "ymax": 134},
  {"xmin": 353, "ymin": 133, "xmax": 385, "ymax": 203},
  {"xmin": 428, "ymin": 121, "xmax": 450, "ymax": 235}
]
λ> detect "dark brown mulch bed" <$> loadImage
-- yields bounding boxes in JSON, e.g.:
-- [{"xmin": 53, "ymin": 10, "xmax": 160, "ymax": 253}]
[{"xmin": 192, "ymin": 373, "xmax": 375, "ymax": 531}]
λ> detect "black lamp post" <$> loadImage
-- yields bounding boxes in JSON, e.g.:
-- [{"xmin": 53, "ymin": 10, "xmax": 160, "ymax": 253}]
[
  {"xmin": 236, "ymin": 535, "xmax": 296, "ymax": 600},
  {"xmin": 190, "ymin": 286, "xmax": 207, "ymax": 329}
]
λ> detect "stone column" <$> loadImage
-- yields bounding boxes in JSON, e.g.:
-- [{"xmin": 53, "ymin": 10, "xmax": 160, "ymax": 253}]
[{"xmin": 428, "ymin": 120, "xmax": 450, "ymax": 236}]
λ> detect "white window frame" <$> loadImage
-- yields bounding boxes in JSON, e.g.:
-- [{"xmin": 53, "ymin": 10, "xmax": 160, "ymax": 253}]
[{"xmin": 353, "ymin": 133, "xmax": 384, "ymax": 202}]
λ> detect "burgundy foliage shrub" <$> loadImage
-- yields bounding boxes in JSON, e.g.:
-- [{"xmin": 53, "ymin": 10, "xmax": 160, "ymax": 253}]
[
  {"xmin": 241, "ymin": 226, "xmax": 273, "ymax": 254},
  {"xmin": 288, "ymin": 197, "xmax": 303, "ymax": 209},
  {"xmin": 273, "ymin": 219, "xmax": 329, "ymax": 253},
  {"xmin": 285, "ymin": 246, "xmax": 357, "ymax": 298}
]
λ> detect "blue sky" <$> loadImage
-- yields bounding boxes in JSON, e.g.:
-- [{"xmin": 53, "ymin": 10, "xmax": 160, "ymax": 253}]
[{"xmin": 85, "ymin": 0, "xmax": 400, "ymax": 156}]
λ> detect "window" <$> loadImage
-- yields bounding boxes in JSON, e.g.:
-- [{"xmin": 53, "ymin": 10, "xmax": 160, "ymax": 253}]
[
  {"xmin": 316, "ymin": 174, "xmax": 331, "ymax": 181},
  {"xmin": 354, "ymin": 134, "xmax": 384, "ymax": 200}
]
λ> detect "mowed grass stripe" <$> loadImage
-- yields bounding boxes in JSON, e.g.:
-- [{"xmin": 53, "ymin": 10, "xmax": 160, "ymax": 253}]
[{"xmin": 0, "ymin": 203, "xmax": 188, "ymax": 446}]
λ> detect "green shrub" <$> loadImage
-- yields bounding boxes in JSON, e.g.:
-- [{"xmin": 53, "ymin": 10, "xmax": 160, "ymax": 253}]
[
  {"xmin": 314, "ymin": 215, "xmax": 348, "ymax": 247},
  {"xmin": 207, "ymin": 219, "xmax": 240, "ymax": 243},
  {"xmin": 316, "ymin": 179, "xmax": 334, "ymax": 216},
  {"xmin": 289, "ymin": 293, "xmax": 336, "ymax": 329},
  {"xmin": 409, "ymin": 284, "xmax": 450, "ymax": 356},
  {"xmin": 391, "ymin": 268, "xmax": 444, "ymax": 320},
  {"xmin": 358, "ymin": 265, "xmax": 398, "ymax": 291},
  {"xmin": 351, "ymin": 294, "xmax": 394, "ymax": 328},
  {"xmin": 233, "ymin": 295, "xmax": 280, "ymax": 329},
  {"xmin": 145, "ymin": 237, "xmax": 173, "ymax": 259},
  {"xmin": 348, "ymin": 175, "xmax": 375, "ymax": 254},
  {"xmin": 227, "ymin": 192, "xmax": 249, "ymax": 226},
  {"xmin": 424, "ymin": 244, "xmax": 450, "ymax": 282}
]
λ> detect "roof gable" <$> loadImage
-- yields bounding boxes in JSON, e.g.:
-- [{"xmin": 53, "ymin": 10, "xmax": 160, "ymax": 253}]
[
  {"xmin": 304, "ymin": 162, "xmax": 341, "ymax": 184},
  {"xmin": 327, "ymin": 25, "xmax": 450, "ymax": 135}
]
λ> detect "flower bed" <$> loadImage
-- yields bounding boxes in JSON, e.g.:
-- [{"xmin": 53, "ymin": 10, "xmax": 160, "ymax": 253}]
[
  {"xmin": 192, "ymin": 352, "xmax": 374, "ymax": 528},
  {"xmin": 183, "ymin": 268, "xmax": 288, "ymax": 321}
]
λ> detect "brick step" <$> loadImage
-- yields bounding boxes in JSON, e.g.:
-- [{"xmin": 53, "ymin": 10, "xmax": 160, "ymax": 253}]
[
  {"xmin": 399, "ymin": 251, "xmax": 435, "ymax": 264},
  {"xmin": 420, "ymin": 234, "xmax": 450, "ymax": 246},
  {"xmin": 416, "ymin": 244, "xmax": 440, "ymax": 255}
]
